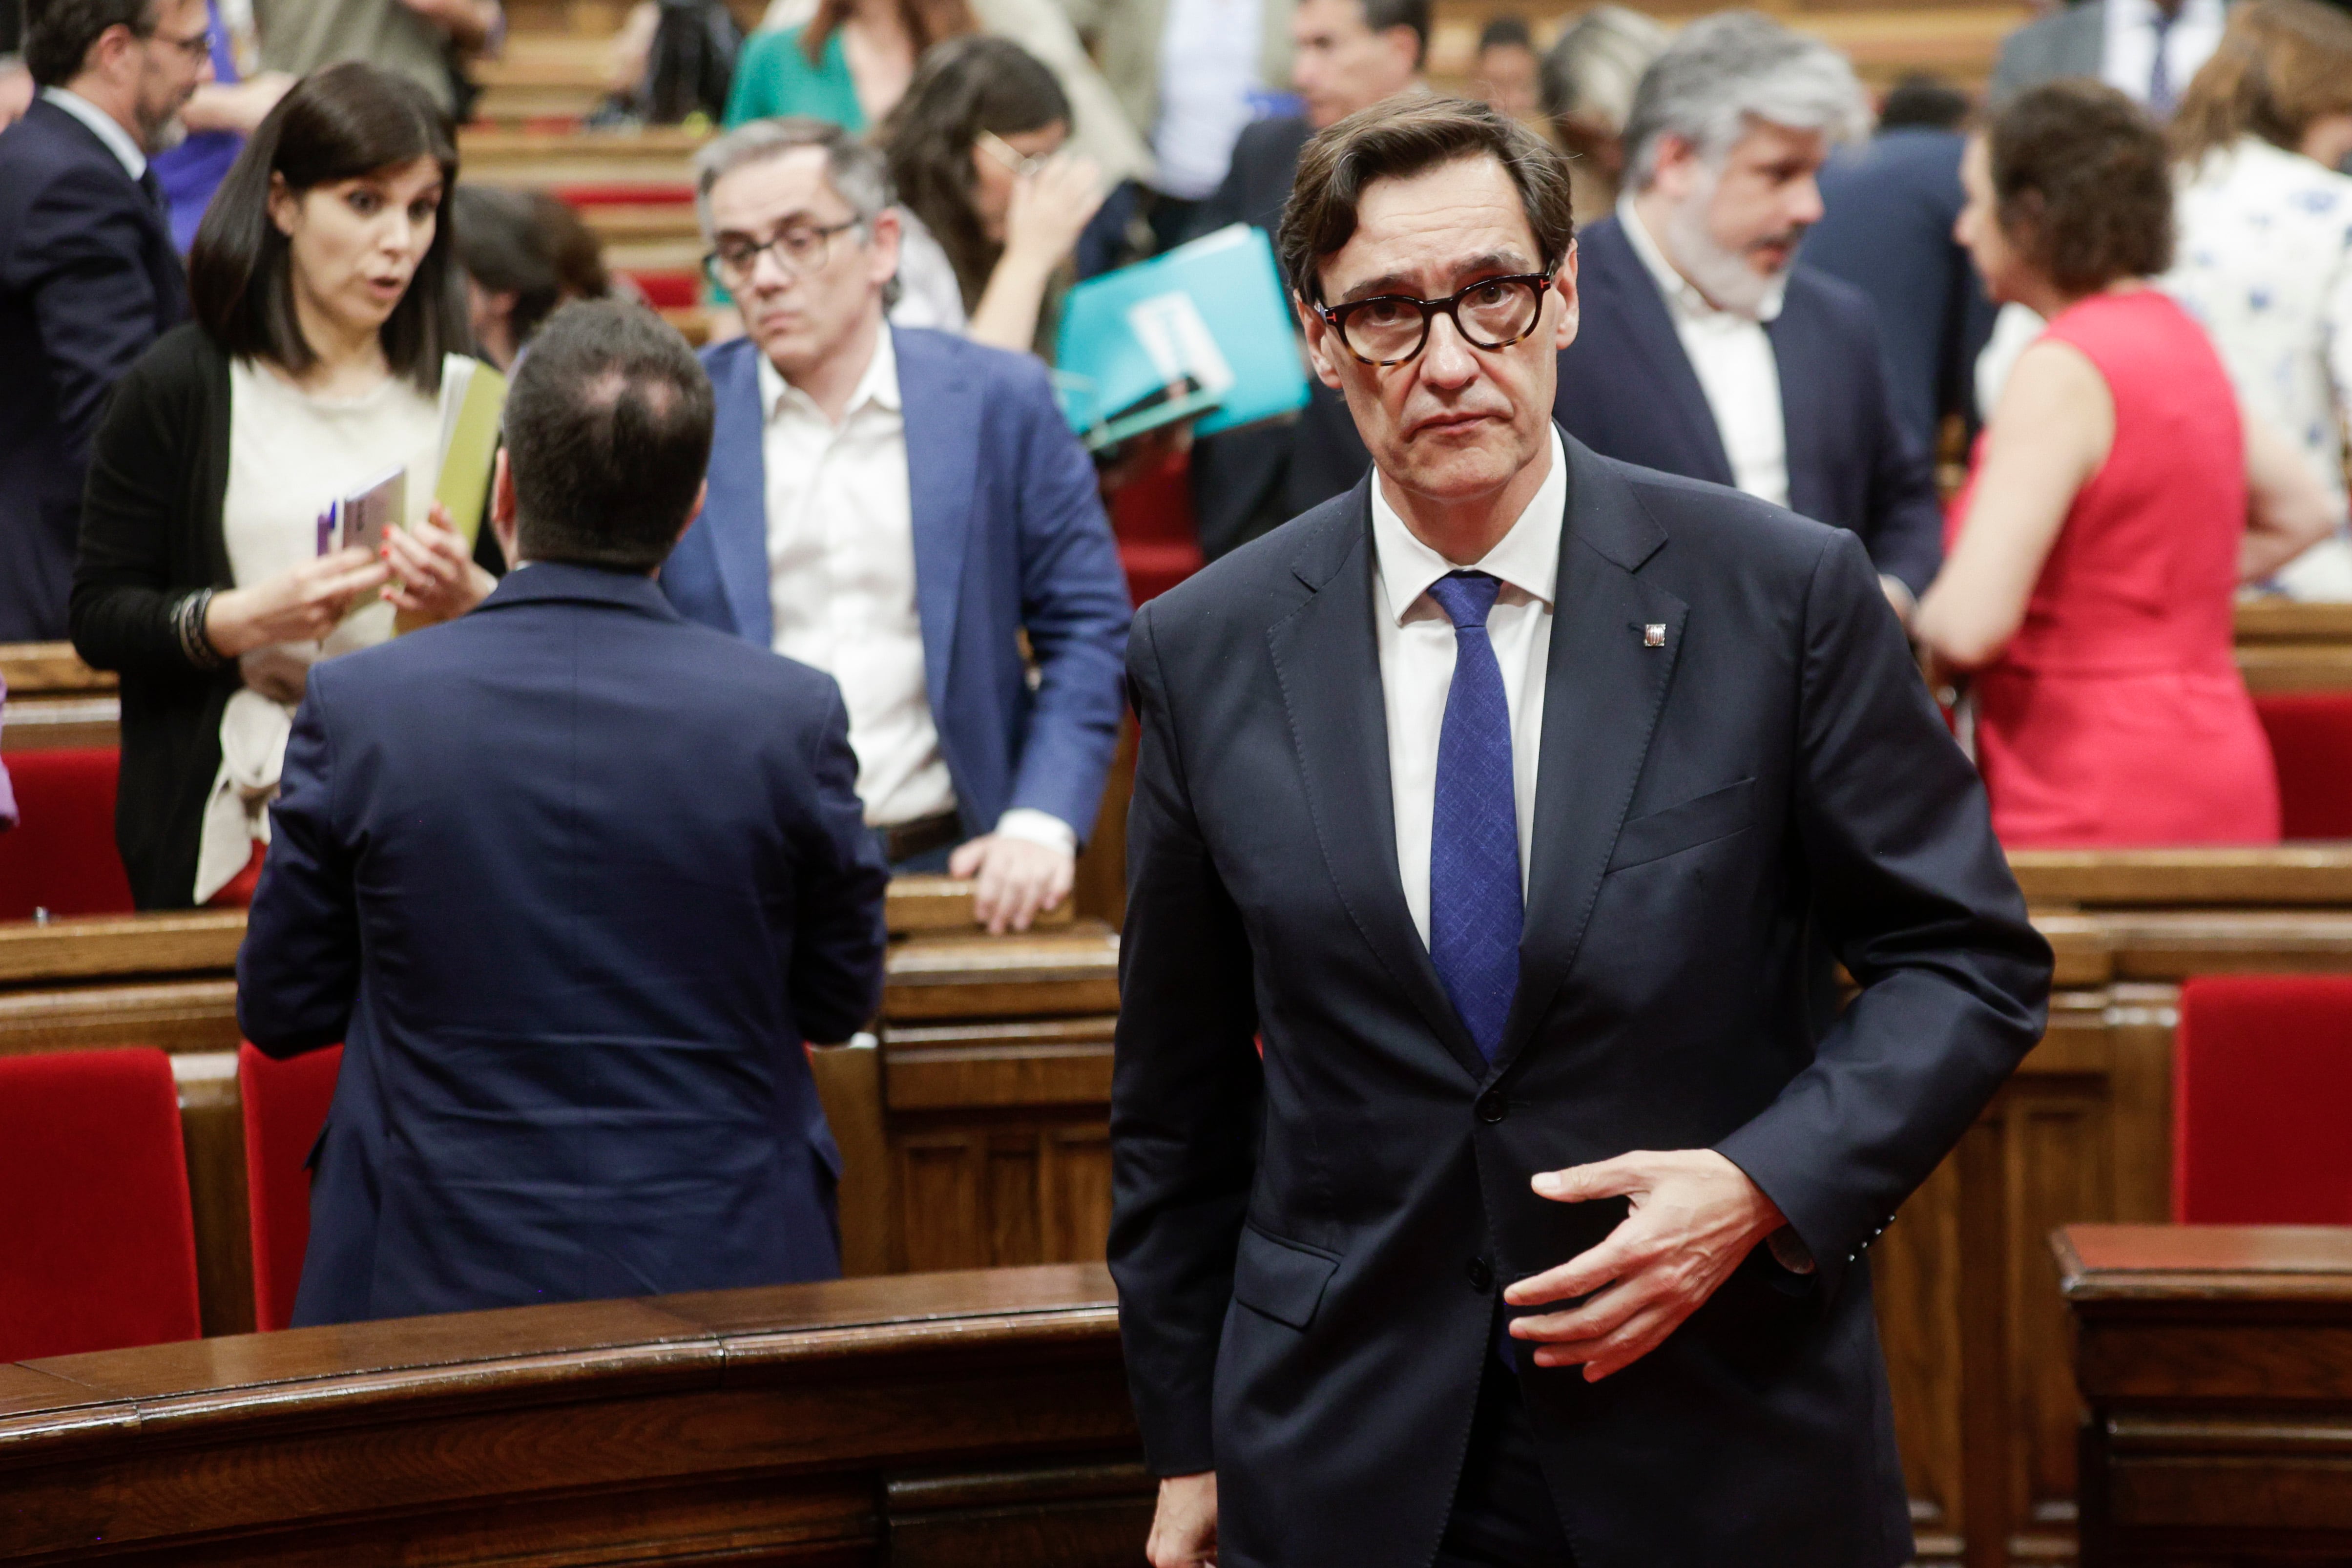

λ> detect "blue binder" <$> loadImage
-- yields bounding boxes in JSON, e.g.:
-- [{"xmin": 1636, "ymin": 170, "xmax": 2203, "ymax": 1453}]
[{"xmin": 1054, "ymin": 224, "xmax": 1311, "ymax": 450}]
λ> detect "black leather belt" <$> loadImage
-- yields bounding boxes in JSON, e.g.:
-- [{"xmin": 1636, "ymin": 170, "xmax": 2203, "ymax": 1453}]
[{"xmin": 880, "ymin": 809, "xmax": 961, "ymax": 864}]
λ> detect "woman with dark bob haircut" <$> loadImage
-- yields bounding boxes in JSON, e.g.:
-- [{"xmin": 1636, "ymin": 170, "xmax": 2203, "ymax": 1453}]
[
  {"xmin": 1915, "ymin": 80, "xmax": 2333, "ymax": 846},
  {"xmin": 70, "ymin": 62, "xmax": 496, "ymax": 910},
  {"xmin": 880, "ymin": 35, "xmax": 1103, "ymax": 353}
]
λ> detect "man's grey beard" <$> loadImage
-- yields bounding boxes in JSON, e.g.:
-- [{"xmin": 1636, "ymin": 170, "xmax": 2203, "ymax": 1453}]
[
  {"xmin": 140, "ymin": 111, "xmax": 187, "ymax": 157},
  {"xmin": 1659, "ymin": 165, "xmax": 1794, "ymax": 321}
]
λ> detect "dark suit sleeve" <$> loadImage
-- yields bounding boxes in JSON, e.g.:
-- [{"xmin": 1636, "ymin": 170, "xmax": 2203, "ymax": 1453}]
[
  {"xmin": 1856, "ymin": 326, "xmax": 1946, "ymax": 599},
  {"xmin": 785, "ymin": 682, "xmax": 891, "ymax": 1045},
  {"xmin": 1713, "ymin": 530, "xmax": 2050, "ymax": 1299},
  {"xmin": 71, "ymin": 345, "xmax": 205, "ymax": 678},
  {"xmin": 1105, "ymin": 606, "xmax": 1264, "ymax": 1476},
  {"xmin": 1182, "ymin": 127, "xmax": 1255, "ymax": 241},
  {"xmin": 1004, "ymin": 358, "xmax": 1134, "ymax": 841},
  {"xmin": 6, "ymin": 167, "xmax": 171, "ymax": 475},
  {"xmin": 236, "ymin": 674, "xmax": 362, "ymax": 1056}
]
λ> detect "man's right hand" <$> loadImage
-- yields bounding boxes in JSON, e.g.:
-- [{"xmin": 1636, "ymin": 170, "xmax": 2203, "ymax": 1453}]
[{"xmin": 1147, "ymin": 1471, "xmax": 1218, "ymax": 1568}]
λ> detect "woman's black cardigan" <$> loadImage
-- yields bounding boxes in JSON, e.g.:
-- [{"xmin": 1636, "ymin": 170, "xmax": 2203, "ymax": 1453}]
[
  {"xmin": 70, "ymin": 324, "xmax": 242, "ymax": 911},
  {"xmin": 68, "ymin": 325, "xmax": 500, "ymax": 909}
]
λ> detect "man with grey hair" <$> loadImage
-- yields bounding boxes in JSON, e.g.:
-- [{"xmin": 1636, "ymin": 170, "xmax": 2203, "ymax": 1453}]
[
  {"xmin": 1552, "ymin": 10, "xmax": 1944, "ymax": 617},
  {"xmin": 659, "ymin": 116, "xmax": 1133, "ymax": 934}
]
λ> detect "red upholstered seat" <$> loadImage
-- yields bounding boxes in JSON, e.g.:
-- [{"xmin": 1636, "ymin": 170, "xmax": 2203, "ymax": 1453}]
[
  {"xmin": 1120, "ymin": 543, "xmax": 1203, "ymax": 607},
  {"xmin": 0, "ymin": 1048, "xmax": 201, "ymax": 1361},
  {"xmin": 2174, "ymin": 974, "xmax": 2352, "ymax": 1224},
  {"xmin": 552, "ymin": 184, "xmax": 695, "ymax": 207},
  {"xmin": 624, "ymin": 270, "xmax": 701, "ymax": 310},
  {"xmin": 1107, "ymin": 449, "xmax": 1203, "ymax": 606},
  {"xmin": 2254, "ymin": 693, "xmax": 2352, "ymax": 839},
  {"xmin": 238, "ymin": 1042, "xmax": 343, "ymax": 1332},
  {"xmin": 0, "ymin": 746, "xmax": 134, "ymax": 920}
]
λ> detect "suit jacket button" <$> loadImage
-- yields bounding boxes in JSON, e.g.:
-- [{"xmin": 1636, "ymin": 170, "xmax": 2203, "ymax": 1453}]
[
  {"xmin": 1465, "ymin": 1258, "xmax": 1494, "ymax": 1293},
  {"xmin": 1475, "ymin": 1089, "xmax": 1508, "ymax": 1124}
]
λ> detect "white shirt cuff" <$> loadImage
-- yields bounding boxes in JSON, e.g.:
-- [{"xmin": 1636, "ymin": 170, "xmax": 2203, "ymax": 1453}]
[{"xmin": 994, "ymin": 808, "xmax": 1078, "ymax": 857}]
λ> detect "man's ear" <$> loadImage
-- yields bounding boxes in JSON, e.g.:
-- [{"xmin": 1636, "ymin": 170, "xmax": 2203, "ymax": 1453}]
[
  {"xmin": 866, "ymin": 206, "xmax": 903, "ymax": 292},
  {"xmin": 489, "ymin": 449, "xmax": 519, "ymax": 568},
  {"xmin": 1296, "ymin": 294, "xmax": 1347, "ymax": 391},
  {"xmin": 1552, "ymin": 240, "xmax": 1581, "ymax": 352},
  {"xmin": 1644, "ymin": 133, "xmax": 1699, "ymax": 203}
]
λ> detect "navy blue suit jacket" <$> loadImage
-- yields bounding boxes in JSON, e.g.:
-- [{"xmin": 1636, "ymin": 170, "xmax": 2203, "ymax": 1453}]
[
  {"xmin": 237, "ymin": 564, "xmax": 890, "ymax": 1325},
  {"xmin": 1110, "ymin": 439, "xmax": 2049, "ymax": 1566},
  {"xmin": 0, "ymin": 97, "xmax": 186, "ymax": 641},
  {"xmin": 1807, "ymin": 129, "xmax": 1998, "ymax": 463},
  {"xmin": 1553, "ymin": 216, "xmax": 1944, "ymax": 598},
  {"xmin": 663, "ymin": 327, "xmax": 1133, "ymax": 842}
]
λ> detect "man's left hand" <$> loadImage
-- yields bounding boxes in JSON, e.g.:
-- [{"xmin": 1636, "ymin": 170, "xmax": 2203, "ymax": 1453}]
[
  {"xmin": 948, "ymin": 834, "xmax": 1074, "ymax": 934},
  {"xmin": 1503, "ymin": 1149, "xmax": 1788, "ymax": 1382}
]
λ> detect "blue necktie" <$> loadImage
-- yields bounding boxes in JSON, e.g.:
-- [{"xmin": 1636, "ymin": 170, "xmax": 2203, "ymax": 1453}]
[
  {"xmin": 2149, "ymin": 8, "xmax": 2179, "ymax": 118},
  {"xmin": 1425, "ymin": 571, "xmax": 1522, "ymax": 1061}
]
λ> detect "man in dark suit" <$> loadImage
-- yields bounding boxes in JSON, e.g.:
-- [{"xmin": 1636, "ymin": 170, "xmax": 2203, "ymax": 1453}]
[
  {"xmin": 1989, "ymin": 0, "xmax": 2225, "ymax": 116},
  {"xmin": 1804, "ymin": 83, "xmax": 1997, "ymax": 467},
  {"xmin": 1552, "ymin": 13, "xmax": 1943, "ymax": 617},
  {"xmin": 1112, "ymin": 98, "xmax": 2050, "ymax": 1568},
  {"xmin": 0, "ymin": 0, "xmax": 208, "ymax": 641},
  {"xmin": 238, "ymin": 302, "xmax": 889, "ymax": 1326},
  {"xmin": 1183, "ymin": 0, "xmax": 1424, "ymax": 559},
  {"xmin": 664, "ymin": 118, "xmax": 1130, "ymax": 934}
]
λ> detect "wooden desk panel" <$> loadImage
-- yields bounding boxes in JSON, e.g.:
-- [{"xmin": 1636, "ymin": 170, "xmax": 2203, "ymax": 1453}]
[
  {"xmin": 2057, "ymin": 1225, "xmax": 2352, "ymax": 1565},
  {"xmin": 0, "ymin": 1266, "xmax": 1143, "ymax": 1568}
]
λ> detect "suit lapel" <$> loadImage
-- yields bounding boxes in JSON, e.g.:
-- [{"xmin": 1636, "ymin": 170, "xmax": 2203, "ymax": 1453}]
[
  {"xmin": 1491, "ymin": 438, "xmax": 1687, "ymax": 1077},
  {"xmin": 1267, "ymin": 482, "xmax": 1488, "ymax": 1081},
  {"xmin": 1589, "ymin": 223, "xmax": 1736, "ymax": 489},
  {"xmin": 1766, "ymin": 294, "xmax": 1827, "ymax": 525},
  {"xmin": 704, "ymin": 340, "xmax": 776, "ymax": 644},
  {"xmin": 895, "ymin": 328, "xmax": 977, "ymax": 726}
]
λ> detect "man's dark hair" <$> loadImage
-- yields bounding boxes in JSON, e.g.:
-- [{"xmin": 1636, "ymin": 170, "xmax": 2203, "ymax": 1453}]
[
  {"xmin": 451, "ymin": 185, "xmax": 564, "ymax": 349},
  {"xmin": 1362, "ymin": 0, "xmax": 1431, "ymax": 68},
  {"xmin": 190, "ymin": 62, "xmax": 467, "ymax": 395},
  {"xmin": 1988, "ymin": 79, "xmax": 2173, "ymax": 295},
  {"xmin": 1277, "ymin": 96, "xmax": 1575, "ymax": 305},
  {"xmin": 1878, "ymin": 73, "xmax": 1971, "ymax": 132},
  {"xmin": 22, "ymin": 0, "xmax": 153, "ymax": 86},
  {"xmin": 1477, "ymin": 14, "xmax": 1532, "ymax": 55},
  {"xmin": 503, "ymin": 300, "xmax": 715, "ymax": 573}
]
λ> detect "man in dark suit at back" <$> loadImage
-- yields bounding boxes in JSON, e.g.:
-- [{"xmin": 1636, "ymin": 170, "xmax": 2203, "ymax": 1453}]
[
  {"xmin": 1112, "ymin": 97, "xmax": 2050, "ymax": 1568},
  {"xmin": 1183, "ymin": 0, "xmax": 1423, "ymax": 559},
  {"xmin": 0, "ymin": 0, "xmax": 209, "ymax": 640},
  {"xmin": 1552, "ymin": 13, "xmax": 1943, "ymax": 620},
  {"xmin": 239, "ymin": 301, "xmax": 890, "ymax": 1325}
]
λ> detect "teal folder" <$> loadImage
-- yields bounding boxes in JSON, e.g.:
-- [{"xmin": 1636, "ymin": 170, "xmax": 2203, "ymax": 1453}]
[{"xmin": 1054, "ymin": 224, "xmax": 1311, "ymax": 450}]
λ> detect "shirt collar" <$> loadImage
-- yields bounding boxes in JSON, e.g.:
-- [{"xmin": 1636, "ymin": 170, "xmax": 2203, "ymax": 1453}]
[
  {"xmin": 2109, "ymin": 0, "xmax": 2222, "ymax": 34},
  {"xmin": 40, "ymin": 86, "xmax": 147, "ymax": 182},
  {"xmin": 756, "ymin": 321, "xmax": 903, "ymax": 426},
  {"xmin": 1371, "ymin": 424, "xmax": 1568, "ymax": 626},
  {"xmin": 1616, "ymin": 192, "xmax": 1786, "ymax": 325}
]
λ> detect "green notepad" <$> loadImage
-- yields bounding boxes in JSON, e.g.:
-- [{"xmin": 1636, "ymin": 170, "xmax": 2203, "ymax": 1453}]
[{"xmin": 432, "ymin": 355, "xmax": 508, "ymax": 548}]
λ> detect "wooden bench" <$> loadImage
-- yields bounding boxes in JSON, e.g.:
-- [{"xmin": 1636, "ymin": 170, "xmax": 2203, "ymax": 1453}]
[
  {"xmin": 0, "ymin": 1263, "xmax": 1145, "ymax": 1568},
  {"xmin": 0, "ymin": 642, "xmax": 117, "ymax": 753},
  {"xmin": 2232, "ymin": 599, "xmax": 2352, "ymax": 694},
  {"xmin": 2056, "ymin": 1224, "xmax": 2352, "ymax": 1567},
  {"xmin": 0, "ymin": 881, "xmax": 1104, "ymax": 1335}
]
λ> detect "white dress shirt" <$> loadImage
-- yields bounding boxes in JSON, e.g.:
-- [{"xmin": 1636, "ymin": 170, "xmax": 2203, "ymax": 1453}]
[
  {"xmin": 2102, "ymin": 0, "xmax": 2225, "ymax": 110},
  {"xmin": 39, "ymin": 86, "xmax": 146, "ymax": 181},
  {"xmin": 1618, "ymin": 196, "xmax": 1791, "ymax": 509},
  {"xmin": 758, "ymin": 334, "xmax": 1074, "ymax": 850},
  {"xmin": 1372, "ymin": 428, "xmax": 1566, "ymax": 947}
]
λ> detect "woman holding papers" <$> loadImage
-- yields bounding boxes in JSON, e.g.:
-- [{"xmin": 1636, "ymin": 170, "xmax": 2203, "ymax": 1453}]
[
  {"xmin": 882, "ymin": 37, "xmax": 1103, "ymax": 354},
  {"xmin": 70, "ymin": 63, "xmax": 495, "ymax": 911}
]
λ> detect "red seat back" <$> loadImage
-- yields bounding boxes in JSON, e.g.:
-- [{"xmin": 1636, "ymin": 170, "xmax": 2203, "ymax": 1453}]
[
  {"xmin": 0, "ymin": 1048, "xmax": 200, "ymax": 1360},
  {"xmin": 238, "ymin": 1042, "xmax": 343, "ymax": 1332},
  {"xmin": 2174, "ymin": 975, "xmax": 2352, "ymax": 1224},
  {"xmin": 2255, "ymin": 693, "xmax": 2352, "ymax": 839},
  {"xmin": 0, "ymin": 747, "xmax": 134, "ymax": 919}
]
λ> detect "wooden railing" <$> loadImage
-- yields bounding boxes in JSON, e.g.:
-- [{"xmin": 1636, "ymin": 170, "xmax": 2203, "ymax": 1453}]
[{"xmin": 0, "ymin": 1264, "xmax": 1145, "ymax": 1568}]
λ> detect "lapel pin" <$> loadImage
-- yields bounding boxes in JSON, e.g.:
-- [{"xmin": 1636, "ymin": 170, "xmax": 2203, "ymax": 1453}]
[{"xmin": 1643, "ymin": 623, "xmax": 1666, "ymax": 648}]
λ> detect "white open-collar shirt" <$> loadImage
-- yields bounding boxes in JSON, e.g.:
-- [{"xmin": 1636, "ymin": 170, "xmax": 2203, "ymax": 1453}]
[{"xmin": 1371, "ymin": 426, "xmax": 1566, "ymax": 949}]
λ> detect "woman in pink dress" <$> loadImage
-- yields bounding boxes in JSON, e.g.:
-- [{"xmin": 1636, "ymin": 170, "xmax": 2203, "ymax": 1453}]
[{"xmin": 1915, "ymin": 81, "xmax": 2335, "ymax": 846}]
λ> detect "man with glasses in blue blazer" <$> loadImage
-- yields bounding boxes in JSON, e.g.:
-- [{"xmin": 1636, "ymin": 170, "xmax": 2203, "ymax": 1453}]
[{"xmin": 666, "ymin": 116, "xmax": 1132, "ymax": 932}]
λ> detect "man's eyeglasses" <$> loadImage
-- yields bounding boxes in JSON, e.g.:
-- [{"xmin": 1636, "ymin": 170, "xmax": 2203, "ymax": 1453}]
[
  {"xmin": 703, "ymin": 219, "xmax": 859, "ymax": 286},
  {"xmin": 146, "ymin": 24, "xmax": 216, "ymax": 62},
  {"xmin": 1314, "ymin": 268, "xmax": 1558, "ymax": 367}
]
